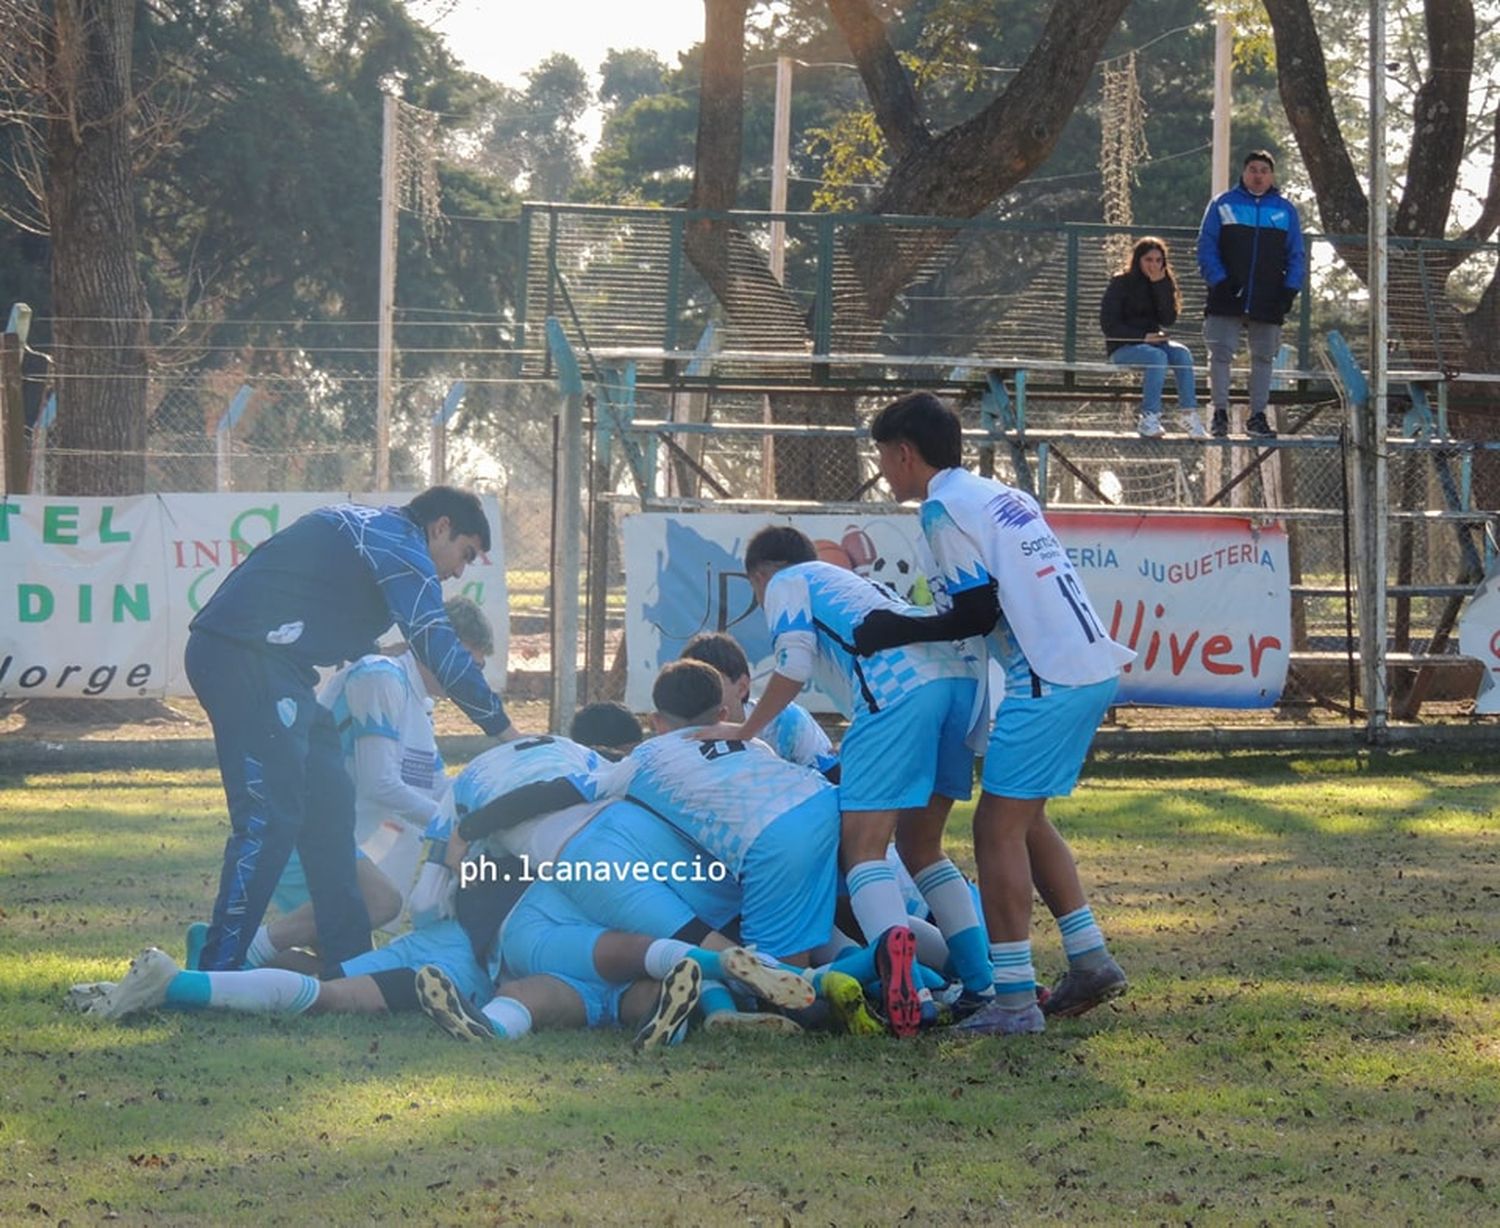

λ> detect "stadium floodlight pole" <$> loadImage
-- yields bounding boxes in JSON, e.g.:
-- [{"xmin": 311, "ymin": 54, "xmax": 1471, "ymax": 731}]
[
  {"xmin": 376, "ymin": 93, "xmax": 398, "ymax": 492},
  {"xmin": 1211, "ymin": 11, "xmax": 1232, "ymax": 196},
  {"xmin": 1362, "ymin": 0, "xmax": 1390, "ymax": 741}
]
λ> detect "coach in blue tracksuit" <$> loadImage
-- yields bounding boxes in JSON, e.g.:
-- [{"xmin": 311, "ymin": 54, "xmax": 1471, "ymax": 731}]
[
  {"xmin": 186, "ymin": 486, "xmax": 516, "ymax": 973},
  {"xmin": 1196, "ymin": 149, "xmax": 1307, "ymax": 440}
]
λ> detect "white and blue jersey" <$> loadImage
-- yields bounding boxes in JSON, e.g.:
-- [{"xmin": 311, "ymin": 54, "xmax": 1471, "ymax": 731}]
[
  {"xmin": 919, "ymin": 468, "xmax": 1134, "ymax": 698},
  {"xmin": 191, "ymin": 503, "xmax": 508, "ymax": 735},
  {"xmin": 445, "ymin": 735, "xmax": 611, "ymax": 864},
  {"xmin": 760, "ymin": 561, "xmax": 976, "ymax": 719},
  {"xmin": 750, "ymin": 697, "xmax": 838, "ymax": 776},
  {"xmin": 596, "ymin": 729, "xmax": 832, "ymax": 879},
  {"xmin": 320, "ymin": 652, "xmax": 444, "ymax": 840}
]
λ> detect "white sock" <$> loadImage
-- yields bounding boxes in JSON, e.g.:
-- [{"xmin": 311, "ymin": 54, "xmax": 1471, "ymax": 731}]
[
  {"xmin": 482, "ymin": 996, "xmax": 532, "ymax": 1039},
  {"xmin": 846, "ymin": 859, "xmax": 909, "ymax": 945},
  {"xmin": 907, "ymin": 915, "xmax": 950, "ymax": 972},
  {"xmin": 643, "ymin": 939, "xmax": 693, "ymax": 981},
  {"xmin": 172, "ymin": 968, "xmax": 319, "ymax": 1014},
  {"xmin": 243, "ymin": 925, "xmax": 279, "ymax": 969}
]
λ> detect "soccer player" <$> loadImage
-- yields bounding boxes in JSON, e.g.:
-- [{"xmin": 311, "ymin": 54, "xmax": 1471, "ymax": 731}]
[
  {"xmin": 863, "ymin": 392, "xmax": 1135, "ymax": 1034},
  {"xmin": 679, "ymin": 631, "xmax": 839, "ymax": 779},
  {"xmin": 694, "ymin": 527, "xmax": 992, "ymax": 1038},
  {"xmin": 187, "ymin": 596, "xmax": 495, "ymax": 972},
  {"xmin": 185, "ymin": 485, "xmax": 518, "ymax": 975}
]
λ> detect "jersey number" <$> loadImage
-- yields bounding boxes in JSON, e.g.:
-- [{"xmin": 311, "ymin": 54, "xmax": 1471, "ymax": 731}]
[
  {"xmin": 1055, "ymin": 573, "xmax": 1103, "ymax": 643},
  {"xmin": 511, "ymin": 736, "xmax": 556, "ymax": 753},
  {"xmin": 698, "ymin": 739, "xmax": 747, "ymax": 761}
]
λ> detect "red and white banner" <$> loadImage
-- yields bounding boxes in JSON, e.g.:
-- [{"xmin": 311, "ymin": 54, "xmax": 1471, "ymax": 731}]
[
  {"xmin": 622, "ymin": 509, "xmax": 1290, "ymax": 710},
  {"xmin": 1, "ymin": 492, "xmax": 508, "ymax": 700}
]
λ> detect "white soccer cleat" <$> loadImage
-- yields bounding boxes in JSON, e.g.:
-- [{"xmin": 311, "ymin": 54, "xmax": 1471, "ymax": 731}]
[
  {"xmin": 720, "ymin": 946, "xmax": 816, "ymax": 1010},
  {"xmin": 64, "ymin": 981, "xmax": 115, "ymax": 1012},
  {"xmin": 702, "ymin": 1009, "xmax": 805, "ymax": 1037},
  {"xmin": 85, "ymin": 947, "xmax": 180, "ymax": 1020}
]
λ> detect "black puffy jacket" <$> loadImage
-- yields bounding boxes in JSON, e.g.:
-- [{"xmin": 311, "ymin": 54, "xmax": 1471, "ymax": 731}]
[{"xmin": 1099, "ymin": 271, "xmax": 1178, "ymax": 355}]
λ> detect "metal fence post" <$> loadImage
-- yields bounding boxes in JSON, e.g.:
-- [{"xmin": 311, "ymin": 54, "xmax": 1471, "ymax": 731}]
[{"xmin": 546, "ymin": 317, "xmax": 584, "ymax": 732}]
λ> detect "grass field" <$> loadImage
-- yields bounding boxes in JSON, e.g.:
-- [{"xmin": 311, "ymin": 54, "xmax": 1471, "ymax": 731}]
[{"xmin": 2, "ymin": 751, "xmax": 1497, "ymax": 1225}]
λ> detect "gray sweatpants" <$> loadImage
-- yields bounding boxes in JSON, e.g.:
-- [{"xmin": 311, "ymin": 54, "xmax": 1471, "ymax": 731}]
[{"xmin": 1203, "ymin": 314, "xmax": 1282, "ymax": 416}]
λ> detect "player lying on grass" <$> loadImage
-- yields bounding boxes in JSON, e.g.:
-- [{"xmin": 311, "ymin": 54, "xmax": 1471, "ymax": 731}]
[{"xmin": 690, "ymin": 525, "xmax": 996, "ymax": 1038}]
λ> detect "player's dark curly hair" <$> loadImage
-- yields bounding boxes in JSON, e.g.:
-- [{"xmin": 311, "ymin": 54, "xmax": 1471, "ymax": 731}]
[
  {"xmin": 680, "ymin": 632, "xmax": 751, "ymax": 682},
  {"xmin": 869, "ymin": 393, "xmax": 962, "ymax": 470},
  {"xmin": 652, "ymin": 659, "xmax": 725, "ymax": 725},
  {"xmin": 569, "ymin": 701, "xmax": 644, "ymax": 750},
  {"xmin": 744, "ymin": 525, "xmax": 816, "ymax": 576}
]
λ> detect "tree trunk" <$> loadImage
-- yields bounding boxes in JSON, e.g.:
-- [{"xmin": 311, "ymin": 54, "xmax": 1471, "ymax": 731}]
[
  {"xmin": 47, "ymin": 0, "xmax": 148, "ymax": 495},
  {"xmin": 681, "ymin": 0, "xmax": 1131, "ymax": 500}
]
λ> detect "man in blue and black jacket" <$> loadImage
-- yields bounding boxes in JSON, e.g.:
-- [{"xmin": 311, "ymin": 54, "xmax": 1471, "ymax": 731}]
[
  {"xmin": 1196, "ymin": 149, "xmax": 1307, "ymax": 439},
  {"xmin": 186, "ymin": 486, "xmax": 518, "ymax": 974}
]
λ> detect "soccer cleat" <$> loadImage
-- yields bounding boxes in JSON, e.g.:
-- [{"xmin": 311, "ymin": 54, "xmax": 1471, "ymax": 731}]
[
  {"xmin": 950, "ymin": 998, "xmax": 1046, "ymax": 1036},
  {"xmin": 416, "ymin": 965, "xmax": 496, "ymax": 1041},
  {"xmin": 64, "ymin": 981, "xmax": 115, "ymax": 1012},
  {"xmin": 719, "ymin": 946, "xmax": 815, "ymax": 1011},
  {"xmin": 185, "ymin": 922, "xmax": 209, "ymax": 971},
  {"xmin": 1210, "ymin": 410, "xmax": 1230, "ymax": 438},
  {"xmin": 632, "ymin": 958, "xmax": 702, "ymax": 1052},
  {"xmin": 1246, "ymin": 413, "xmax": 1277, "ymax": 439},
  {"xmin": 1137, "ymin": 413, "xmax": 1165, "ymax": 439},
  {"xmin": 85, "ymin": 947, "xmax": 179, "ymax": 1020},
  {"xmin": 820, "ymin": 970, "xmax": 884, "ymax": 1037},
  {"xmin": 874, "ymin": 925, "xmax": 921, "ymax": 1039},
  {"xmin": 1182, "ymin": 411, "xmax": 1210, "ymax": 440},
  {"xmin": 702, "ymin": 1010, "xmax": 805, "ymax": 1037},
  {"xmin": 1041, "ymin": 956, "xmax": 1128, "ymax": 1019}
]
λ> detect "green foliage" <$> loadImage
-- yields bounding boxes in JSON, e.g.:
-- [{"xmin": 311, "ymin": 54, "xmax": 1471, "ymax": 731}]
[{"xmin": 804, "ymin": 106, "xmax": 888, "ymax": 212}]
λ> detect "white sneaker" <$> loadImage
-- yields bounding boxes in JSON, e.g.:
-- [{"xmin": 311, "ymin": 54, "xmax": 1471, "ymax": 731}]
[
  {"xmin": 720, "ymin": 946, "xmax": 815, "ymax": 1010},
  {"xmin": 65, "ymin": 981, "xmax": 115, "ymax": 1012},
  {"xmin": 86, "ymin": 947, "xmax": 180, "ymax": 1020},
  {"xmin": 1137, "ymin": 413, "xmax": 1165, "ymax": 438},
  {"xmin": 1182, "ymin": 411, "xmax": 1210, "ymax": 440}
]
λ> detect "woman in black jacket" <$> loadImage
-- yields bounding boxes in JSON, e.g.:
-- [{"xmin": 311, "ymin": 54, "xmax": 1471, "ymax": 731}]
[{"xmin": 1099, "ymin": 237, "xmax": 1206, "ymax": 439}]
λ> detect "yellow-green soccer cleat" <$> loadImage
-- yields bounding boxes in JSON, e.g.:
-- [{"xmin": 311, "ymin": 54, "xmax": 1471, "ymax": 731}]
[{"xmin": 821, "ymin": 970, "xmax": 885, "ymax": 1037}]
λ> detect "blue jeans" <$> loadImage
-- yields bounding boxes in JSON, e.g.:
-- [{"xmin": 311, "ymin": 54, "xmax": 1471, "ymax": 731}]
[{"xmin": 1110, "ymin": 342, "xmax": 1198, "ymax": 413}]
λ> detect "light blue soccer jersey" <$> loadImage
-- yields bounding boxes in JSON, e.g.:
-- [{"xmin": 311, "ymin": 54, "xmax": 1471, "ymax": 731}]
[
  {"xmin": 760, "ymin": 560, "xmax": 976, "ymax": 718},
  {"xmin": 325, "ymin": 655, "xmax": 443, "ymax": 792},
  {"xmin": 598, "ymin": 729, "xmax": 832, "ymax": 878},
  {"xmin": 750, "ymin": 697, "xmax": 838, "ymax": 776}
]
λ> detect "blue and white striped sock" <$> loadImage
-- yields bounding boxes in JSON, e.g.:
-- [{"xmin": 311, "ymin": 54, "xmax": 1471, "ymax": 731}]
[
  {"xmin": 165, "ymin": 968, "xmax": 320, "ymax": 1014},
  {"xmin": 913, "ymin": 859, "xmax": 994, "ymax": 994},
  {"xmin": 1057, "ymin": 905, "xmax": 1109, "ymax": 971},
  {"xmin": 988, "ymin": 940, "xmax": 1036, "ymax": 1010},
  {"xmin": 846, "ymin": 859, "xmax": 909, "ymax": 946}
]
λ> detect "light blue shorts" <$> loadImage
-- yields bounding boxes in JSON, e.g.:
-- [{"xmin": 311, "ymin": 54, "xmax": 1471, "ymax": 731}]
[
  {"xmin": 339, "ymin": 918, "xmax": 492, "ymax": 1005},
  {"xmin": 839, "ymin": 677, "xmax": 978, "ymax": 811},
  {"xmin": 737, "ymin": 790, "xmax": 840, "ymax": 957},
  {"xmin": 271, "ymin": 847, "xmax": 367, "ymax": 915},
  {"xmin": 981, "ymin": 676, "xmax": 1118, "ymax": 799},
  {"xmin": 550, "ymin": 801, "xmax": 741, "ymax": 936},
  {"xmin": 499, "ymin": 883, "xmax": 626, "ymax": 1029}
]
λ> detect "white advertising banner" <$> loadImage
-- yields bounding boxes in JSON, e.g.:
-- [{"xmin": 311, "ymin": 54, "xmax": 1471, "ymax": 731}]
[
  {"xmin": 622, "ymin": 510, "xmax": 1290, "ymax": 711},
  {"xmin": 1, "ymin": 492, "xmax": 508, "ymax": 700}
]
